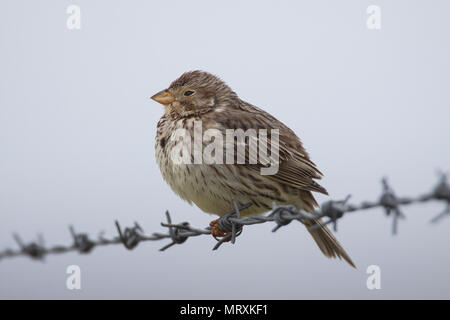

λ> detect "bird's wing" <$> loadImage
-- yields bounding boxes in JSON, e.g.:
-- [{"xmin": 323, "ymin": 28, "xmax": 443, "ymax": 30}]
[{"xmin": 208, "ymin": 101, "xmax": 328, "ymax": 195}]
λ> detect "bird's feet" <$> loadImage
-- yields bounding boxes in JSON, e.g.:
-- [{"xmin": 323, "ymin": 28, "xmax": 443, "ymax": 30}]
[
  {"xmin": 210, "ymin": 218, "xmax": 243, "ymax": 242},
  {"xmin": 209, "ymin": 218, "xmax": 231, "ymax": 241}
]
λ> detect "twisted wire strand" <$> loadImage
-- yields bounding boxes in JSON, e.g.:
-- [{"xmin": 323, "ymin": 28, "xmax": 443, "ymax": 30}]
[{"xmin": 1, "ymin": 174, "xmax": 449, "ymax": 262}]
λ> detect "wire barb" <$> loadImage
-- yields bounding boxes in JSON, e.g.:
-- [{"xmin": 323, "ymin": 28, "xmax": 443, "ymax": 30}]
[
  {"xmin": 159, "ymin": 211, "xmax": 190, "ymax": 251},
  {"xmin": 319, "ymin": 195, "xmax": 352, "ymax": 232},
  {"xmin": 379, "ymin": 178, "xmax": 405, "ymax": 235},
  {"xmin": 115, "ymin": 221, "xmax": 144, "ymax": 250},
  {"xmin": 70, "ymin": 226, "xmax": 95, "ymax": 254},
  {"xmin": 1, "ymin": 173, "xmax": 449, "ymax": 262}
]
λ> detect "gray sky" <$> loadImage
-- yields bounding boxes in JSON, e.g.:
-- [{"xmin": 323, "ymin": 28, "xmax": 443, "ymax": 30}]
[{"xmin": 1, "ymin": 0, "xmax": 449, "ymax": 299}]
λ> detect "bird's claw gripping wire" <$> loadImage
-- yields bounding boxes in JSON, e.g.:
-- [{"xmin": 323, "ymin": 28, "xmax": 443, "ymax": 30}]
[
  {"xmin": 209, "ymin": 218, "xmax": 242, "ymax": 241},
  {"xmin": 210, "ymin": 201, "xmax": 252, "ymax": 246}
]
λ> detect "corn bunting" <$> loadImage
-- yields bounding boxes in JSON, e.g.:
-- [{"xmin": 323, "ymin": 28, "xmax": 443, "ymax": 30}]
[{"xmin": 151, "ymin": 70, "xmax": 354, "ymax": 267}]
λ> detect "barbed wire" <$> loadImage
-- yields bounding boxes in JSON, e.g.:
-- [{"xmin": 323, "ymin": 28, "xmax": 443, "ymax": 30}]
[{"xmin": 1, "ymin": 173, "xmax": 449, "ymax": 262}]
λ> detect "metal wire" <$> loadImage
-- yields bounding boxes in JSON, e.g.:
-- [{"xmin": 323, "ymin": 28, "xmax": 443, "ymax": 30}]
[{"xmin": 1, "ymin": 173, "xmax": 449, "ymax": 262}]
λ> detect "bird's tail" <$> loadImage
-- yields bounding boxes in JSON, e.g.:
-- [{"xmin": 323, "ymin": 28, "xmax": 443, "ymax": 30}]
[
  {"xmin": 297, "ymin": 190, "xmax": 355, "ymax": 268},
  {"xmin": 304, "ymin": 219, "xmax": 356, "ymax": 268}
]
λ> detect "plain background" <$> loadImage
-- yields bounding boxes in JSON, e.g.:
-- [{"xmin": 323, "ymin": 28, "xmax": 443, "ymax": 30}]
[{"xmin": 0, "ymin": 0, "xmax": 449, "ymax": 299}]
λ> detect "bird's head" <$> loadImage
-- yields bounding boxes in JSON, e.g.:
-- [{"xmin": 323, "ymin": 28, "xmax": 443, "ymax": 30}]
[{"xmin": 151, "ymin": 70, "xmax": 239, "ymax": 115}]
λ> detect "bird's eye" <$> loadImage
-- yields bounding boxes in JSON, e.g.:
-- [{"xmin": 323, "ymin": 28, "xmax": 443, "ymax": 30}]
[{"xmin": 184, "ymin": 90, "xmax": 195, "ymax": 96}]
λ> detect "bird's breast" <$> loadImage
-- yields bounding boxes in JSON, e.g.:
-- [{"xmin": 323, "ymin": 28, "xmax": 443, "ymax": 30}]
[{"xmin": 156, "ymin": 117, "xmax": 208, "ymax": 205}]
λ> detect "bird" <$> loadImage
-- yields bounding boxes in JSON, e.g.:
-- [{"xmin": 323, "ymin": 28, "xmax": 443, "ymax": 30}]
[{"xmin": 151, "ymin": 70, "xmax": 355, "ymax": 268}]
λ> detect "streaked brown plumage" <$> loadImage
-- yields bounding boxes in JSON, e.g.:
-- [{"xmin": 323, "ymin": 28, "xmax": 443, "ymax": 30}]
[{"xmin": 152, "ymin": 70, "xmax": 355, "ymax": 268}]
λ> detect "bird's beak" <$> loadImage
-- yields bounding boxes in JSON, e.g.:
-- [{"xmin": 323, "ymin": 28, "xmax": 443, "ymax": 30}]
[{"xmin": 151, "ymin": 90, "xmax": 175, "ymax": 105}]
